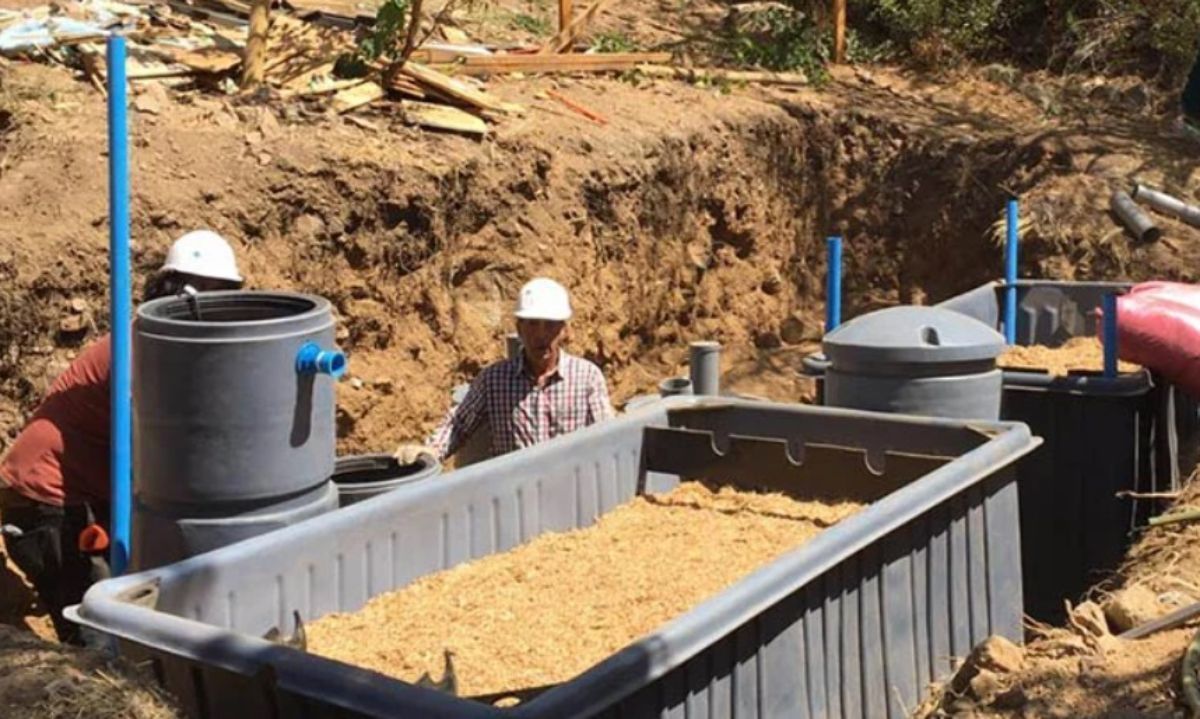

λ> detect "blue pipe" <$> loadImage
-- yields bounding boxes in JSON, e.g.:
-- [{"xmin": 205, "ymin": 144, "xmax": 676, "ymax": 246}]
[
  {"xmin": 1004, "ymin": 199, "xmax": 1019, "ymax": 345},
  {"xmin": 107, "ymin": 34, "xmax": 131, "ymax": 576},
  {"xmin": 1103, "ymin": 293, "xmax": 1119, "ymax": 378},
  {"xmin": 296, "ymin": 342, "xmax": 347, "ymax": 379},
  {"xmin": 825, "ymin": 236, "xmax": 843, "ymax": 333}
]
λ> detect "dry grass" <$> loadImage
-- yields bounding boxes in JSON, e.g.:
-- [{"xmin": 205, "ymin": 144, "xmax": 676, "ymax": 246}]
[{"xmin": 0, "ymin": 626, "xmax": 180, "ymax": 719}]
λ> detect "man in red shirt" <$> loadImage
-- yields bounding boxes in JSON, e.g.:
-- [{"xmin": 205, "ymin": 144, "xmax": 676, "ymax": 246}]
[{"xmin": 0, "ymin": 230, "xmax": 243, "ymax": 644}]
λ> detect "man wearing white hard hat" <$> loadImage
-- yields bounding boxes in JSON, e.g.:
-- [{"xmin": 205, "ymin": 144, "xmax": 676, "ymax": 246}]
[
  {"xmin": 395, "ymin": 277, "xmax": 614, "ymax": 464},
  {"xmin": 0, "ymin": 230, "xmax": 242, "ymax": 645}
]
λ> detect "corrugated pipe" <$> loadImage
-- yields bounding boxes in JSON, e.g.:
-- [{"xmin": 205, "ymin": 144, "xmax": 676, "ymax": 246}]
[
  {"xmin": 1112, "ymin": 190, "xmax": 1163, "ymax": 243},
  {"xmin": 1133, "ymin": 183, "xmax": 1200, "ymax": 227},
  {"xmin": 689, "ymin": 341, "xmax": 721, "ymax": 396}
]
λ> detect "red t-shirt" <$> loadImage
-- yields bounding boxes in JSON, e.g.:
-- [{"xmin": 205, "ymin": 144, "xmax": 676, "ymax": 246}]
[{"xmin": 0, "ymin": 335, "xmax": 111, "ymax": 506}]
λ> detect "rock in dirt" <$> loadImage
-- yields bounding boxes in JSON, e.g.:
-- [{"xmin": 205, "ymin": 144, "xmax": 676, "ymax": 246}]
[
  {"xmin": 1104, "ymin": 584, "xmax": 1163, "ymax": 634},
  {"xmin": 293, "ymin": 214, "xmax": 326, "ymax": 240},
  {"xmin": 972, "ymin": 635, "xmax": 1026, "ymax": 674},
  {"xmin": 133, "ymin": 84, "xmax": 168, "ymax": 116}
]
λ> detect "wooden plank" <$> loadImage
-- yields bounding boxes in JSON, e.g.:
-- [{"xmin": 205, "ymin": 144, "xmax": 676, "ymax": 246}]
[
  {"xmin": 833, "ymin": 0, "xmax": 846, "ymax": 63},
  {"xmin": 330, "ymin": 80, "xmax": 384, "ymax": 113},
  {"xmin": 402, "ymin": 100, "xmax": 487, "ymax": 135},
  {"xmin": 430, "ymin": 51, "xmax": 671, "ymax": 75},
  {"xmin": 398, "ymin": 61, "xmax": 518, "ymax": 113},
  {"xmin": 538, "ymin": 0, "xmax": 616, "ymax": 54},
  {"xmin": 634, "ymin": 63, "xmax": 807, "ymax": 85},
  {"xmin": 558, "ymin": 0, "xmax": 573, "ymax": 34},
  {"xmin": 162, "ymin": 47, "xmax": 242, "ymax": 73}
]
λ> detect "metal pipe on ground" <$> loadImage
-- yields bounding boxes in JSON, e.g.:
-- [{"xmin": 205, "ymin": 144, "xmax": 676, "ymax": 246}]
[
  {"xmin": 1112, "ymin": 190, "xmax": 1163, "ymax": 243},
  {"xmin": 1133, "ymin": 183, "xmax": 1200, "ymax": 227},
  {"xmin": 689, "ymin": 341, "xmax": 721, "ymax": 396}
]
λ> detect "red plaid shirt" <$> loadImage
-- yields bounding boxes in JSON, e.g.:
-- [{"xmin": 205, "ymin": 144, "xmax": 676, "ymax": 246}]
[{"xmin": 428, "ymin": 352, "xmax": 614, "ymax": 461}]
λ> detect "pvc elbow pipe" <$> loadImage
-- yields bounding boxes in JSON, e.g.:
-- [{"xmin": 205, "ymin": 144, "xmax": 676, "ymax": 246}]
[
  {"xmin": 1111, "ymin": 190, "xmax": 1162, "ymax": 243},
  {"xmin": 296, "ymin": 342, "xmax": 347, "ymax": 379},
  {"xmin": 1132, "ymin": 183, "xmax": 1200, "ymax": 227}
]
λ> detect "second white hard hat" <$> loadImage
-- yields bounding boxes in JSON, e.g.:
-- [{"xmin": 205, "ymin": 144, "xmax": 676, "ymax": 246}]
[
  {"xmin": 161, "ymin": 230, "xmax": 243, "ymax": 283},
  {"xmin": 514, "ymin": 277, "xmax": 572, "ymax": 321}
]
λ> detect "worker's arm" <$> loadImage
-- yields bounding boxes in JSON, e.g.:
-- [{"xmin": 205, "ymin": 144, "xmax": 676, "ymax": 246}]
[
  {"xmin": 426, "ymin": 371, "xmax": 490, "ymax": 461},
  {"xmin": 587, "ymin": 369, "xmax": 615, "ymax": 423}
]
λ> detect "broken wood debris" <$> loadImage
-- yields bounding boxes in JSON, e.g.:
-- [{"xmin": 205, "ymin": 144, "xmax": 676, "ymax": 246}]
[
  {"xmin": 538, "ymin": 0, "xmax": 616, "ymax": 54},
  {"xmin": 545, "ymin": 89, "xmax": 607, "ymax": 125},
  {"xmin": 331, "ymin": 80, "xmax": 384, "ymax": 113},
  {"xmin": 429, "ymin": 51, "xmax": 671, "ymax": 76},
  {"xmin": 396, "ymin": 61, "xmax": 521, "ymax": 115},
  {"xmin": 634, "ymin": 64, "xmax": 808, "ymax": 86},
  {"xmin": 402, "ymin": 100, "xmax": 487, "ymax": 135}
]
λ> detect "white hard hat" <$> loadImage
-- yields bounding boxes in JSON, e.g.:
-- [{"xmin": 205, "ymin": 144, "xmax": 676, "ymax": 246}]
[
  {"xmin": 514, "ymin": 277, "xmax": 572, "ymax": 321},
  {"xmin": 161, "ymin": 230, "xmax": 243, "ymax": 283}
]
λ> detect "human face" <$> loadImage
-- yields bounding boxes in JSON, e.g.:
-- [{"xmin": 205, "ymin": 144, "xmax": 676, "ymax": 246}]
[{"xmin": 517, "ymin": 318, "xmax": 567, "ymax": 375}]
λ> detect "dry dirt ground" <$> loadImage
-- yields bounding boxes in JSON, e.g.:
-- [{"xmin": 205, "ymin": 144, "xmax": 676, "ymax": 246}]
[{"xmin": 3, "ymin": 1, "xmax": 1200, "ymax": 715}]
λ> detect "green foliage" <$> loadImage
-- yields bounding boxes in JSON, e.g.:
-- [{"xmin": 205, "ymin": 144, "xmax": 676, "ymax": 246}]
[
  {"xmin": 336, "ymin": 0, "xmax": 412, "ymax": 77},
  {"xmin": 722, "ymin": 6, "xmax": 831, "ymax": 81},
  {"xmin": 511, "ymin": 13, "xmax": 551, "ymax": 36},
  {"xmin": 591, "ymin": 31, "xmax": 638, "ymax": 53}
]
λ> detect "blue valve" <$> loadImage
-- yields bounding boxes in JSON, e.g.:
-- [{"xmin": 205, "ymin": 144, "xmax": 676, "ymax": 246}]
[{"xmin": 296, "ymin": 342, "xmax": 347, "ymax": 379}]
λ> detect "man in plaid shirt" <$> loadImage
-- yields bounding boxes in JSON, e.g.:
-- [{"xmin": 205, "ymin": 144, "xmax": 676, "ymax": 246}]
[{"xmin": 394, "ymin": 278, "xmax": 614, "ymax": 464}]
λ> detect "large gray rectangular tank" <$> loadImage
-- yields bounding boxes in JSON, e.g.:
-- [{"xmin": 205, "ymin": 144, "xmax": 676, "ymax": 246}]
[
  {"xmin": 132, "ymin": 291, "xmax": 345, "ymax": 570},
  {"xmin": 72, "ymin": 397, "xmax": 1039, "ymax": 719}
]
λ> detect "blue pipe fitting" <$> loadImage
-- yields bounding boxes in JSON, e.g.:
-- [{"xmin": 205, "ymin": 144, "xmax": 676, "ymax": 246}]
[
  {"xmin": 1004, "ymin": 199, "xmax": 1019, "ymax": 345},
  {"xmin": 1103, "ymin": 293, "xmax": 1119, "ymax": 378},
  {"xmin": 826, "ymin": 236, "xmax": 843, "ymax": 333},
  {"xmin": 296, "ymin": 342, "xmax": 347, "ymax": 379}
]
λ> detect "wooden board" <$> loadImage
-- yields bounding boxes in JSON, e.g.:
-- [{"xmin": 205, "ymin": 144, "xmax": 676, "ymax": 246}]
[
  {"xmin": 162, "ymin": 46, "xmax": 242, "ymax": 73},
  {"xmin": 430, "ymin": 51, "xmax": 671, "ymax": 75},
  {"xmin": 403, "ymin": 100, "xmax": 487, "ymax": 135},
  {"xmin": 331, "ymin": 80, "xmax": 384, "ymax": 113},
  {"xmin": 399, "ymin": 61, "xmax": 518, "ymax": 114}
]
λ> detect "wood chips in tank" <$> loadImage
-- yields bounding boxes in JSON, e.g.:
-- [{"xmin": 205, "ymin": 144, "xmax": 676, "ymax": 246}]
[{"xmin": 306, "ymin": 481, "xmax": 863, "ymax": 700}]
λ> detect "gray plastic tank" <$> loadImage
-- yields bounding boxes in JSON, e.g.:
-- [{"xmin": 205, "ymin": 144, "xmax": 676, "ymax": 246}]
[
  {"xmin": 333, "ymin": 454, "xmax": 440, "ymax": 507},
  {"xmin": 823, "ymin": 305, "xmax": 1005, "ymax": 420},
  {"xmin": 132, "ymin": 291, "xmax": 346, "ymax": 570}
]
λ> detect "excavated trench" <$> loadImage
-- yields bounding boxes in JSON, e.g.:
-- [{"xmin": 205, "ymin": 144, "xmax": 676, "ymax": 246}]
[{"xmin": 0, "ymin": 80, "xmax": 1069, "ymax": 458}]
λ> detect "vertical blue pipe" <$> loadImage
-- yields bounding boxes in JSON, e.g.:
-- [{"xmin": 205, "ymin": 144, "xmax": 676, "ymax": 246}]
[
  {"xmin": 825, "ymin": 236, "xmax": 843, "ymax": 333},
  {"xmin": 1103, "ymin": 293, "xmax": 1119, "ymax": 378},
  {"xmin": 107, "ymin": 34, "xmax": 131, "ymax": 576},
  {"xmin": 1004, "ymin": 199, "xmax": 1019, "ymax": 345}
]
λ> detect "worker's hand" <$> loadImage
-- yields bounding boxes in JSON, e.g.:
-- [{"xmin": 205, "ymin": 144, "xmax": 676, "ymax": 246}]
[{"xmin": 392, "ymin": 443, "xmax": 436, "ymax": 466}]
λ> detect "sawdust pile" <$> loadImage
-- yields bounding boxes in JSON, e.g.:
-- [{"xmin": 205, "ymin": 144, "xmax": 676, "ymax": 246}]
[
  {"xmin": 998, "ymin": 336, "xmax": 1138, "ymax": 376},
  {"xmin": 0, "ymin": 625, "xmax": 180, "ymax": 719},
  {"xmin": 307, "ymin": 482, "xmax": 862, "ymax": 698}
]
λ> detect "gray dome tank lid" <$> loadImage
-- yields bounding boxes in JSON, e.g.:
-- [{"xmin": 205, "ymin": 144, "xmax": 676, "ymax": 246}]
[{"xmin": 823, "ymin": 305, "xmax": 1005, "ymax": 365}]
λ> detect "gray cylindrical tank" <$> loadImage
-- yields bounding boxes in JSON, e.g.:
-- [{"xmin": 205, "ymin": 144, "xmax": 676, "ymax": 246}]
[
  {"xmin": 133, "ymin": 291, "xmax": 346, "ymax": 570},
  {"xmin": 822, "ymin": 305, "xmax": 1005, "ymax": 420},
  {"xmin": 333, "ymin": 454, "xmax": 441, "ymax": 507}
]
